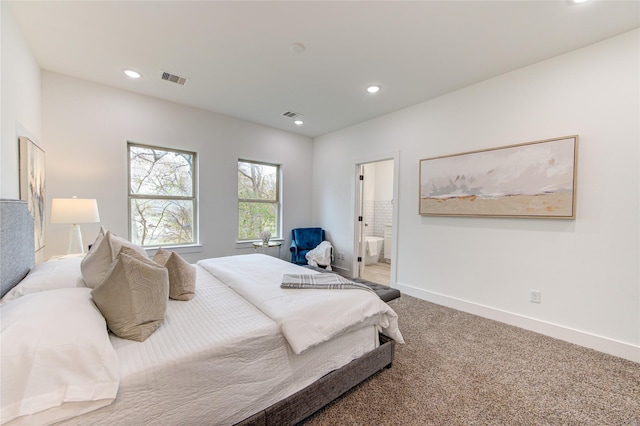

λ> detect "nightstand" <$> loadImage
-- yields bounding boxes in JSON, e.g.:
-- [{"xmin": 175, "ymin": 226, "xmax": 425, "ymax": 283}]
[{"xmin": 252, "ymin": 241, "xmax": 282, "ymax": 257}]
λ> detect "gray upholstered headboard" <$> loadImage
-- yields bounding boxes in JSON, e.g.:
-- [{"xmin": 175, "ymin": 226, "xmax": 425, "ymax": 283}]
[{"xmin": 0, "ymin": 199, "xmax": 35, "ymax": 298}]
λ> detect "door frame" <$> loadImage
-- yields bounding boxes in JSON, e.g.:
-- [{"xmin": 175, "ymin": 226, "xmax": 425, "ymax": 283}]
[{"xmin": 352, "ymin": 151, "xmax": 400, "ymax": 286}]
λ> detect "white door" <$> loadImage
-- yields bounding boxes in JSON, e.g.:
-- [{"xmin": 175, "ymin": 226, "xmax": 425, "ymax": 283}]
[{"xmin": 355, "ymin": 164, "xmax": 366, "ymax": 278}]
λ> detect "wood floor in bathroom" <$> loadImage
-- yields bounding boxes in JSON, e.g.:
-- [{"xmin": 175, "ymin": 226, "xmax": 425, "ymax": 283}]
[{"xmin": 362, "ymin": 262, "xmax": 391, "ymax": 286}]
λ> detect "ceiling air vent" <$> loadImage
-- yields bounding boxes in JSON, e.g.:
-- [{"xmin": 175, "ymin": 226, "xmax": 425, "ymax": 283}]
[
  {"xmin": 281, "ymin": 111, "xmax": 301, "ymax": 119},
  {"xmin": 161, "ymin": 71, "xmax": 188, "ymax": 86}
]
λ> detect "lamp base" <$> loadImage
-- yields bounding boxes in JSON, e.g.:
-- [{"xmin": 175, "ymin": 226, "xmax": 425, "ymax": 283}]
[{"xmin": 67, "ymin": 224, "xmax": 85, "ymax": 255}]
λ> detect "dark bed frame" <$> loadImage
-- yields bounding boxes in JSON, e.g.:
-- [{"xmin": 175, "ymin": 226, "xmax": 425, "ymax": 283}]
[
  {"xmin": 0, "ymin": 199, "xmax": 395, "ymax": 426},
  {"xmin": 237, "ymin": 334, "xmax": 394, "ymax": 425}
]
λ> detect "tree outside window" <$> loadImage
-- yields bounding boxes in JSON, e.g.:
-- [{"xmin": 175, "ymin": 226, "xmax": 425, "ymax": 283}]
[
  {"xmin": 128, "ymin": 143, "xmax": 197, "ymax": 247},
  {"xmin": 238, "ymin": 160, "xmax": 280, "ymax": 241}
]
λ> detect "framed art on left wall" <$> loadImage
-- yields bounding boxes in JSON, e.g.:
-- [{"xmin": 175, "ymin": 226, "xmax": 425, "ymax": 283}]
[{"xmin": 19, "ymin": 137, "xmax": 46, "ymax": 251}]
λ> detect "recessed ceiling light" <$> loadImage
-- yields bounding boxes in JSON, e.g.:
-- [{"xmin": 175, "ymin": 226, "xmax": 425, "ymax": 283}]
[
  {"xmin": 290, "ymin": 43, "xmax": 306, "ymax": 54},
  {"xmin": 294, "ymin": 120, "xmax": 304, "ymax": 126},
  {"xmin": 366, "ymin": 85, "xmax": 381, "ymax": 94},
  {"xmin": 124, "ymin": 70, "xmax": 141, "ymax": 79},
  {"xmin": 572, "ymin": 0, "xmax": 589, "ymax": 3}
]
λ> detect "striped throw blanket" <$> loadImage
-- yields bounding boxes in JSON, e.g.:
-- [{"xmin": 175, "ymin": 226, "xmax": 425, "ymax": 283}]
[{"xmin": 281, "ymin": 273, "xmax": 377, "ymax": 295}]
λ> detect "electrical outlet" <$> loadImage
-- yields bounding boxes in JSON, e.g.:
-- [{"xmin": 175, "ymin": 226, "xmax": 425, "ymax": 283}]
[
  {"xmin": 530, "ymin": 290, "xmax": 541, "ymax": 303},
  {"xmin": 336, "ymin": 252, "xmax": 344, "ymax": 261}
]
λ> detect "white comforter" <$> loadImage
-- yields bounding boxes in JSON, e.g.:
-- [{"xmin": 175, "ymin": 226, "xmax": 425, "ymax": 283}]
[
  {"xmin": 198, "ymin": 254, "xmax": 404, "ymax": 354},
  {"xmin": 57, "ymin": 262, "xmax": 381, "ymax": 426},
  {"xmin": 3, "ymin": 253, "xmax": 401, "ymax": 425}
]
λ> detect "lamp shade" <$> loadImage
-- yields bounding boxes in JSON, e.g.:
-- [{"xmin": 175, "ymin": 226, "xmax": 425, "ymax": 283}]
[{"xmin": 50, "ymin": 198, "xmax": 100, "ymax": 224}]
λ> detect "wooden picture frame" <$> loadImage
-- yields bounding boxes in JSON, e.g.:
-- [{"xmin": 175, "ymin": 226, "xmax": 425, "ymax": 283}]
[
  {"xmin": 19, "ymin": 137, "xmax": 46, "ymax": 251},
  {"xmin": 419, "ymin": 135, "xmax": 578, "ymax": 219}
]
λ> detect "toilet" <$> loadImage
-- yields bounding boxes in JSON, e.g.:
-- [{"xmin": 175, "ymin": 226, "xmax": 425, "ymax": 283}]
[{"xmin": 364, "ymin": 236, "xmax": 384, "ymax": 265}]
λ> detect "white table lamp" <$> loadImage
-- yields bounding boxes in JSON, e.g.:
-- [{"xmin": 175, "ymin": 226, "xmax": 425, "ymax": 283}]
[{"xmin": 51, "ymin": 196, "xmax": 100, "ymax": 254}]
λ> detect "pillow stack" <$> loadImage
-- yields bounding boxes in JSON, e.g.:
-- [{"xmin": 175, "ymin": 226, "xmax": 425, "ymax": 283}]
[{"xmin": 81, "ymin": 229, "xmax": 196, "ymax": 342}]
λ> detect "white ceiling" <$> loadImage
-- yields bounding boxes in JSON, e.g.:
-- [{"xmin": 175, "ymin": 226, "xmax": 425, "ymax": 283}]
[{"xmin": 7, "ymin": 1, "xmax": 640, "ymax": 138}]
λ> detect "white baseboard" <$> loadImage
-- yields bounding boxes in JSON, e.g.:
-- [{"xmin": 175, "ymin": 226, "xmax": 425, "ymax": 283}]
[
  {"xmin": 330, "ymin": 264, "xmax": 351, "ymax": 274},
  {"xmin": 395, "ymin": 282, "xmax": 640, "ymax": 364}
]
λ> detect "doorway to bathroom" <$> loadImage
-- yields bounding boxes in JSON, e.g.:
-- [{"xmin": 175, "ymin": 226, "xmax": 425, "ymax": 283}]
[{"xmin": 355, "ymin": 158, "xmax": 395, "ymax": 286}]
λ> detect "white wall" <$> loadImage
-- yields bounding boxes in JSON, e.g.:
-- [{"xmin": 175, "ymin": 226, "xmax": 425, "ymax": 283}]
[
  {"xmin": 374, "ymin": 160, "xmax": 393, "ymax": 201},
  {"xmin": 313, "ymin": 30, "xmax": 640, "ymax": 362},
  {"xmin": 362, "ymin": 163, "xmax": 375, "ymax": 202},
  {"xmin": 363, "ymin": 160, "xmax": 393, "ymax": 202},
  {"xmin": 42, "ymin": 72, "xmax": 313, "ymax": 263},
  {"xmin": 1, "ymin": 3, "xmax": 41, "ymax": 199}
]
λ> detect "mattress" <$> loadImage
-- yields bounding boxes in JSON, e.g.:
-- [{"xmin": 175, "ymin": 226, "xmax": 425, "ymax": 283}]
[{"xmin": 57, "ymin": 264, "xmax": 378, "ymax": 426}]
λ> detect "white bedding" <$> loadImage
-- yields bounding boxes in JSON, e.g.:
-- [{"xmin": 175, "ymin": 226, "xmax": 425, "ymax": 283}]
[
  {"xmin": 1, "ymin": 288, "xmax": 119, "ymax": 425},
  {"xmin": 56, "ymin": 263, "xmax": 379, "ymax": 426},
  {"xmin": 198, "ymin": 254, "xmax": 404, "ymax": 354},
  {"xmin": 2, "ymin": 253, "xmax": 398, "ymax": 426}
]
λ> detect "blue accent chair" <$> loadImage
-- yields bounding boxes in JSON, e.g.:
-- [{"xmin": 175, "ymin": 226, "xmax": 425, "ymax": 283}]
[{"xmin": 290, "ymin": 227, "xmax": 326, "ymax": 265}]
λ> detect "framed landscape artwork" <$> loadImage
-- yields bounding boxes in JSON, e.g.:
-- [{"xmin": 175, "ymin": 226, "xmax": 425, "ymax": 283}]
[
  {"xmin": 19, "ymin": 137, "xmax": 46, "ymax": 251},
  {"xmin": 419, "ymin": 135, "xmax": 578, "ymax": 219}
]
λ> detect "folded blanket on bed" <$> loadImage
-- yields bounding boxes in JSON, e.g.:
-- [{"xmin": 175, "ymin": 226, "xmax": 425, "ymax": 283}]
[
  {"xmin": 198, "ymin": 254, "xmax": 404, "ymax": 355},
  {"xmin": 281, "ymin": 273, "xmax": 377, "ymax": 295}
]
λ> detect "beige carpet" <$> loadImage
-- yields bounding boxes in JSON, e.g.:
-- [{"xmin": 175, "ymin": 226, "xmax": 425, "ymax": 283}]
[{"xmin": 302, "ymin": 295, "xmax": 640, "ymax": 425}]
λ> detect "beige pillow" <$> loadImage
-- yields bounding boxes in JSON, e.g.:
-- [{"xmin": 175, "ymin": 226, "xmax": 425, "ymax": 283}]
[
  {"xmin": 153, "ymin": 248, "xmax": 196, "ymax": 301},
  {"xmin": 87, "ymin": 226, "xmax": 106, "ymax": 251},
  {"xmin": 91, "ymin": 246, "xmax": 169, "ymax": 342},
  {"xmin": 81, "ymin": 230, "xmax": 148, "ymax": 289}
]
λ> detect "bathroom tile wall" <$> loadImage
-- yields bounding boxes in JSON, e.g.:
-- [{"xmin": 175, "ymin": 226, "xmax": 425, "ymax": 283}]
[
  {"xmin": 364, "ymin": 200, "xmax": 392, "ymax": 236},
  {"xmin": 364, "ymin": 200, "xmax": 375, "ymax": 237},
  {"xmin": 363, "ymin": 200, "xmax": 392, "ymax": 261},
  {"xmin": 373, "ymin": 201, "xmax": 392, "ymax": 236}
]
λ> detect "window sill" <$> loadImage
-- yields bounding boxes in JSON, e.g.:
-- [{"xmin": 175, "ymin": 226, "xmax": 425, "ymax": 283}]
[
  {"xmin": 144, "ymin": 244, "xmax": 202, "ymax": 257},
  {"xmin": 235, "ymin": 239, "xmax": 284, "ymax": 249}
]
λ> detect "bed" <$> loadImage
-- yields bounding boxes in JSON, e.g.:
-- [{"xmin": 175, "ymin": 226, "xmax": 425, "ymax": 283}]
[{"xmin": 0, "ymin": 199, "xmax": 403, "ymax": 426}]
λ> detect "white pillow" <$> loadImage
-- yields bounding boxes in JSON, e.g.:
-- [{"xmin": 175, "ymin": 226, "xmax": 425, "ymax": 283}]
[
  {"xmin": 1, "ymin": 257, "xmax": 86, "ymax": 303},
  {"xmin": 0, "ymin": 288, "xmax": 120, "ymax": 425},
  {"xmin": 81, "ymin": 230, "xmax": 148, "ymax": 289}
]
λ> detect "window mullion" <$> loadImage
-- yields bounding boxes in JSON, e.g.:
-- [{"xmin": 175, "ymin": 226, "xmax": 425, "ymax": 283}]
[
  {"xmin": 131, "ymin": 194, "xmax": 195, "ymax": 201},
  {"xmin": 238, "ymin": 198, "xmax": 277, "ymax": 204}
]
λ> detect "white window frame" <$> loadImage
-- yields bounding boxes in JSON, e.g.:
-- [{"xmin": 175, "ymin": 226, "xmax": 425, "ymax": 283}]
[
  {"xmin": 128, "ymin": 142, "xmax": 198, "ymax": 248},
  {"xmin": 237, "ymin": 159, "xmax": 281, "ymax": 242}
]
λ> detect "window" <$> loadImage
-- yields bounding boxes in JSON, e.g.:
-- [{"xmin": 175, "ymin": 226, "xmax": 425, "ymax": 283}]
[
  {"xmin": 237, "ymin": 160, "xmax": 280, "ymax": 241},
  {"xmin": 128, "ymin": 143, "xmax": 197, "ymax": 247}
]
